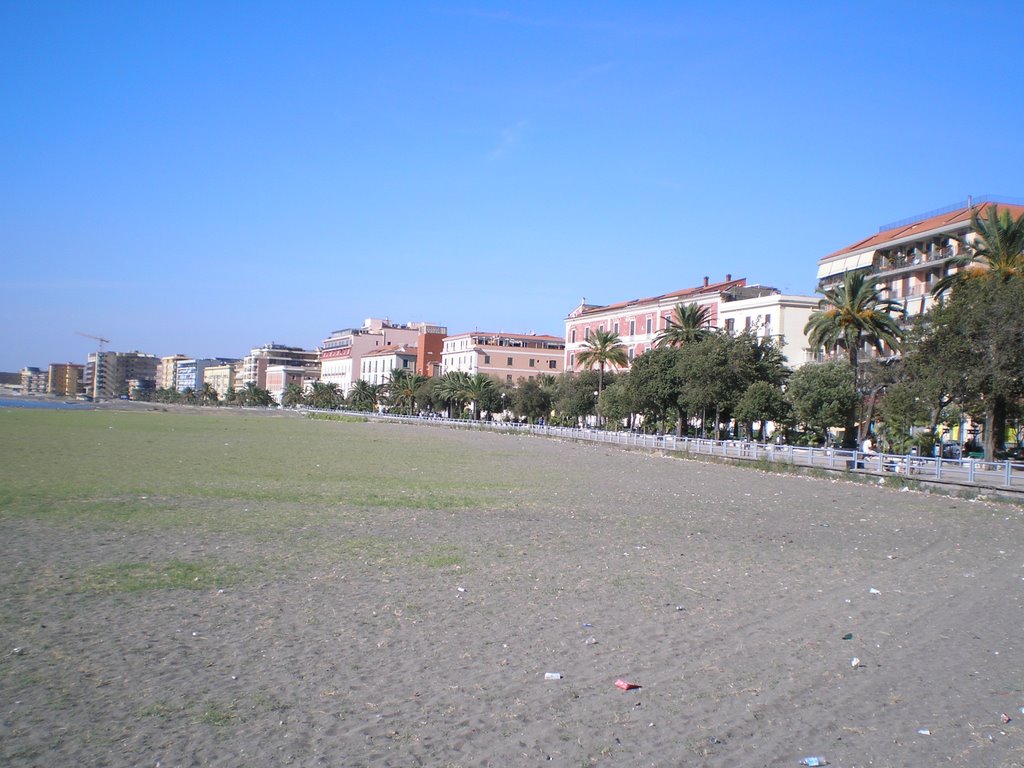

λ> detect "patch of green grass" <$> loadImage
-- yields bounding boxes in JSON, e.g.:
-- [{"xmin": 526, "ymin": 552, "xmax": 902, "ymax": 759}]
[
  {"xmin": 415, "ymin": 547, "xmax": 466, "ymax": 569},
  {"xmin": 306, "ymin": 412, "xmax": 368, "ymax": 423},
  {"xmin": 197, "ymin": 701, "xmax": 238, "ymax": 726},
  {"xmin": 78, "ymin": 559, "xmax": 241, "ymax": 594},
  {"xmin": 0, "ymin": 410, "xmax": 512, "ymax": 533}
]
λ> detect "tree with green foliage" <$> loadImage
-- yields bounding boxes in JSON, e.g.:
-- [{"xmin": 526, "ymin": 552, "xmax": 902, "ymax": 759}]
[
  {"xmin": 239, "ymin": 382, "xmax": 275, "ymax": 407},
  {"xmin": 875, "ymin": 381, "xmax": 931, "ymax": 454},
  {"xmin": 387, "ymin": 369, "xmax": 427, "ymax": 414},
  {"xmin": 512, "ymin": 378, "xmax": 552, "ymax": 423},
  {"xmin": 282, "ymin": 382, "xmax": 305, "ymax": 408},
  {"xmin": 198, "ymin": 382, "xmax": 219, "ymax": 406},
  {"xmin": 785, "ymin": 361, "xmax": 858, "ymax": 444},
  {"xmin": 678, "ymin": 331, "xmax": 759, "ymax": 439},
  {"xmin": 734, "ymin": 381, "xmax": 791, "ymax": 441},
  {"xmin": 805, "ymin": 271, "xmax": 903, "ymax": 448},
  {"xmin": 575, "ymin": 329, "xmax": 628, "ymax": 409},
  {"xmin": 434, "ymin": 371, "xmax": 471, "ymax": 417},
  {"xmin": 552, "ymin": 370, "xmax": 602, "ymax": 426},
  {"xmin": 462, "ymin": 373, "xmax": 496, "ymax": 420},
  {"xmin": 596, "ymin": 373, "xmax": 635, "ymax": 427},
  {"xmin": 654, "ymin": 302, "xmax": 713, "ymax": 348},
  {"xmin": 932, "ymin": 204, "xmax": 1024, "ymax": 297},
  {"xmin": 306, "ymin": 381, "xmax": 342, "ymax": 410},
  {"xmin": 628, "ymin": 347, "xmax": 683, "ymax": 433},
  {"xmin": 348, "ymin": 379, "xmax": 382, "ymax": 411},
  {"xmin": 919, "ymin": 276, "xmax": 1024, "ymax": 458}
]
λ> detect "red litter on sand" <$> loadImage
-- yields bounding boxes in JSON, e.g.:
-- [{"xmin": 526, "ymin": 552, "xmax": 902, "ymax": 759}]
[{"xmin": 615, "ymin": 679, "xmax": 641, "ymax": 690}]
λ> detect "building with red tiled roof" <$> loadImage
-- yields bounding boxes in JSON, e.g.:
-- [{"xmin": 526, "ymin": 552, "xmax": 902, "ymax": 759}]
[
  {"xmin": 816, "ymin": 197, "xmax": 1024, "ymax": 318},
  {"xmin": 563, "ymin": 275, "xmax": 783, "ymax": 371},
  {"xmin": 442, "ymin": 332, "xmax": 565, "ymax": 385},
  {"xmin": 359, "ymin": 344, "xmax": 419, "ymax": 387}
]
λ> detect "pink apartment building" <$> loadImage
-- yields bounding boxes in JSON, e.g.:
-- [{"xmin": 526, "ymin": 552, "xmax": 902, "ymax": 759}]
[
  {"xmin": 564, "ymin": 275, "xmax": 779, "ymax": 370},
  {"xmin": 441, "ymin": 332, "xmax": 564, "ymax": 385}
]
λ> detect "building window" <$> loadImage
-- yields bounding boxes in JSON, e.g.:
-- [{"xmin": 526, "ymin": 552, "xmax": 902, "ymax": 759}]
[
  {"xmin": 763, "ymin": 315, "xmax": 771, "ymax": 335},
  {"xmin": 724, "ymin": 318, "xmax": 735, "ymax": 333},
  {"xmin": 570, "ymin": 329, "xmax": 576, "ymax": 343},
  {"xmin": 569, "ymin": 353, "xmax": 575, "ymax": 368},
  {"xmin": 598, "ymin": 325, "xmax": 604, "ymax": 334},
  {"xmin": 629, "ymin": 319, "xmax": 635, "ymax": 336},
  {"xmin": 745, "ymin": 317, "xmax": 752, "ymax": 331},
  {"xmin": 529, "ymin": 358, "xmax": 535, "ymax": 367},
  {"xmin": 507, "ymin": 357, "xmax": 513, "ymax": 366},
  {"xmin": 613, "ymin": 322, "xmax": 619, "ymax": 334},
  {"xmin": 584, "ymin": 327, "xmax": 590, "ymax": 340},
  {"xmin": 484, "ymin": 354, "xmax": 490, "ymax": 364},
  {"xmin": 628, "ymin": 347, "xmax": 635, "ymax": 361},
  {"xmin": 402, "ymin": 359, "xmax": 409, "ymax": 368},
  {"xmin": 548, "ymin": 360, "xmax": 556, "ymax": 369},
  {"xmin": 646, "ymin": 318, "xmax": 652, "ymax": 335}
]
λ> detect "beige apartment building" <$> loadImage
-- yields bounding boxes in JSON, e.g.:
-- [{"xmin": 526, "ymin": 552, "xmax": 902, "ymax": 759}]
[
  {"xmin": 202, "ymin": 363, "xmax": 236, "ymax": 398},
  {"xmin": 47, "ymin": 363, "xmax": 83, "ymax": 396},
  {"xmin": 441, "ymin": 332, "xmax": 564, "ymax": 385},
  {"xmin": 157, "ymin": 355, "xmax": 189, "ymax": 390}
]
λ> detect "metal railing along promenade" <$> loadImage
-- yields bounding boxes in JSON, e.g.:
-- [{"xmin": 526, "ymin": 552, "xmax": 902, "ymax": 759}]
[{"xmin": 307, "ymin": 409, "xmax": 1024, "ymax": 492}]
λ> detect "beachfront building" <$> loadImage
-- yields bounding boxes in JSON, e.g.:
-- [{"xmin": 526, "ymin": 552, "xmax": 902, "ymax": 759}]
[
  {"xmin": 20, "ymin": 367, "xmax": 47, "ymax": 394},
  {"xmin": 320, "ymin": 319, "xmax": 445, "ymax": 395},
  {"xmin": 264, "ymin": 364, "xmax": 319, "ymax": 405},
  {"xmin": 175, "ymin": 358, "xmax": 234, "ymax": 393},
  {"xmin": 564, "ymin": 275, "xmax": 778, "ymax": 370},
  {"xmin": 202, "ymin": 362, "xmax": 236, "ymax": 398},
  {"xmin": 441, "ymin": 332, "xmax": 565, "ymax": 385},
  {"xmin": 238, "ymin": 343, "xmax": 320, "ymax": 390},
  {"xmin": 157, "ymin": 354, "xmax": 189, "ymax": 391},
  {"xmin": 717, "ymin": 293, "xmax": 820, "ymax": 368},
  {"xmin": 359, "ymin": 345, "xmax": 419, "ymax": 387},
  {"xmin": 816, "ymin": 197, "xmax": 1024, "ymax": 320},
  {"xmin": 47, "ymin": 363, "xmax": 83, "ymax": 396},
  {"xmin": 86, "ymin": 351, "xmax": 159, "ymax": 399}
]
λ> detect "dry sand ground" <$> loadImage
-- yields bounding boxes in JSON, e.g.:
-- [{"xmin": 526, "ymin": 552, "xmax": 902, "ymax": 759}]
[{"xmin": 2, "ymin": 419, "xmax": 1024, "ymax": 767}]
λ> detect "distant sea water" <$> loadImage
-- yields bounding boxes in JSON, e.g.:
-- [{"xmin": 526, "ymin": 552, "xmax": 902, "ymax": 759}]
[{"xmin": 0, "ymin": 397, "xmax": 94, "ymax": 410}]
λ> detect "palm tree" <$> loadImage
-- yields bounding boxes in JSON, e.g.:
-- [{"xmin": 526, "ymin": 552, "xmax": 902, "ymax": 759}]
[
  {"xmin": 805, "ymin": 271, "xmax": 903, "ymax": 448},
  {"xmin": 434, "ymin": 371, "xmax": 471, "ymax": 417},
  {"xmin": 282, "ymin": 382, "xmax": 305, "ymax": 408},
  {"xmin": 461, "ymin": 373, "xmax": 495, "ymax": 420},
  {"xmin": 387, "ymin": 369, "xmax": 427, "ymax": 414},
  {"xmin": 348, "ymin": 379, "xmax": 382, "ymax": 411},
  {"xmin": 575, "ymin": 329, "xmax": 628, "ymax": 402},
  {"xmin": 198, "ymin": 382, "xmax": 219, "ymax": 406},
  {"xmin": 307, "ymin": 381, "xmax": 342, "ymax": 410},
  {"xmin": 932, "ymin": 204, "xmax": 1024, "ymax": 297},
  {"xmin": 655, "ymin": 303, "xmax": 713, "ymax": 348}
]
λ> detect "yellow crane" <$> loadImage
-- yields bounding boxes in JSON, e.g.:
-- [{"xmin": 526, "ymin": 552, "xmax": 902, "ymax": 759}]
[{"xmin": 76, "ymin": 331, "xmax": 110, "ymax": 400}]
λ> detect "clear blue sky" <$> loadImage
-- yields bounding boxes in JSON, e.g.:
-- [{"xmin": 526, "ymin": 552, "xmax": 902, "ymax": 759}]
[{"xmin": 3, "ymin": 1, "xmax": 1022, "ymax": 371}]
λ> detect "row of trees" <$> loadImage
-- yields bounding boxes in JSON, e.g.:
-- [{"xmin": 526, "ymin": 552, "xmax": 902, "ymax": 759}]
[
  {"xmin": 135, "ymin": 206, "xmax": 1022, "ymax": 460},
  {"xmin": 135, "ymin": 382, "xmax": 275, "ymax": 407}
]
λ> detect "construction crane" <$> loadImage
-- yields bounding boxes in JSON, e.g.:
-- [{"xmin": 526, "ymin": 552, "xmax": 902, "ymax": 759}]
[{"xmin": 76, "ymin": 332, "xmax": 110, "ymax": 400}]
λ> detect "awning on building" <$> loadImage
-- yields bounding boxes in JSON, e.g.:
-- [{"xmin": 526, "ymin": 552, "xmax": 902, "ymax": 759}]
[{"xmin": 816, "ymin": 250, "xmax": 875, "ymax": 280}]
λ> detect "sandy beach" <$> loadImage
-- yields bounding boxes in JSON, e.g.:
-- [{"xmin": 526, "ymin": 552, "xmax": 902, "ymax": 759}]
[{"xmin": 2, "ymin": 416, "xmax": 1023, "ymax": 767}]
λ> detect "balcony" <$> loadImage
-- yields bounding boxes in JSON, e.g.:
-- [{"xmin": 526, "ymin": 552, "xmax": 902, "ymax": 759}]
[{"xmin": 870, "ymin": 244, "xmax": 970, "ymax": 276}]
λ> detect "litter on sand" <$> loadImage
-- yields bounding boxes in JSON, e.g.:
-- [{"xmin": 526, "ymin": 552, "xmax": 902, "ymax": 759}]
[{"xmin": 615, "ymin": 679, "xmax": 641, "ymax": 690}]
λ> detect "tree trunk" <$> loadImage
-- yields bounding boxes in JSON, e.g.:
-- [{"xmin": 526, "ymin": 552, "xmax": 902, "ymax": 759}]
[
  {"xmin": 844, "ymin": 347, "xmax": 860, "ymax": 449},
  {"xmin": 984, "ymin": 395, "xmax": 1007, "ymax": 461}
]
